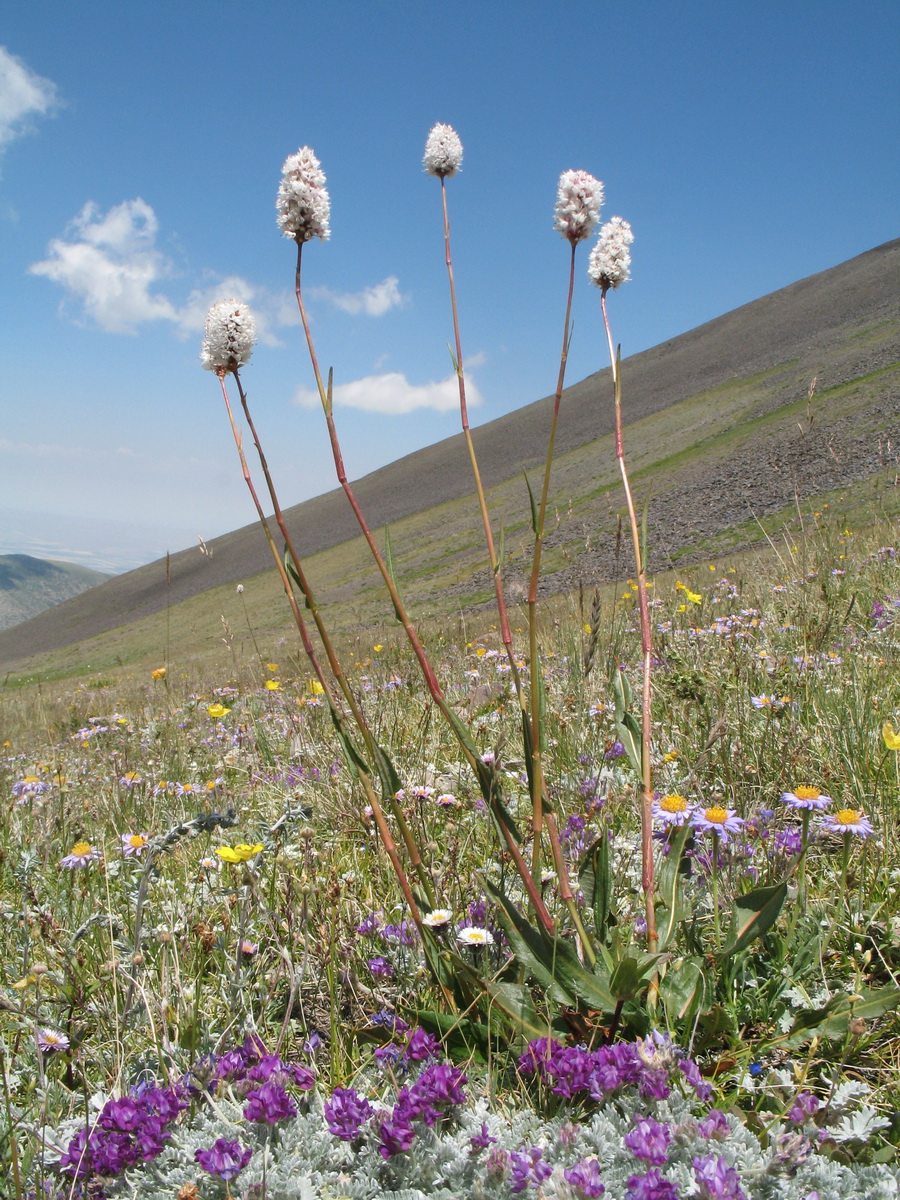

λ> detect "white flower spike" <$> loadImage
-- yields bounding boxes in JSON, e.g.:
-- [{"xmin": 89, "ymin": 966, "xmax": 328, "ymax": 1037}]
[
  {"xmin": 277, "ymin": 147, "xmax": 331, "ymax": 242},
  {"xmin": 588, "ymin": 216, "xmax": 634, "ymax": 291},
  {"xmin": 200, "ymin": 300, "xmax": 256, "ymax": 374},
  {"xmin": 423, "ymin": 123, "xmax": 463, "ymax": 178},
  {"xmin": 554, "ymin": 170, "xmax": 604, "ymax": 245}
]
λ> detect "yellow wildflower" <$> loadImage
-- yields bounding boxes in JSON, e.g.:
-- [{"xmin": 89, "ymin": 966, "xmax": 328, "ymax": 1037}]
[
  {"xmin": 151, "ymin": 667, "xmax": 167, "ymax": 680},
  {"xmin": 216, "ymin": 843, "xmax": 264, "ymax": 864},
  {"xmin": 207, "ymin": 703, "xmax": 231, "ymax": 719},
  {"xmin": 883, "ymin": 721, "xmax": 900, "ymax": 751},
  {"xmin": 264, "ymin": 680, "xmax": 282, "ymax": 691}
]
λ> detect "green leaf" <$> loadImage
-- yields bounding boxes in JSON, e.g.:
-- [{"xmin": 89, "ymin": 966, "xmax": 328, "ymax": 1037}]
[
  {"xmin": 486, "ymin": 881, "xmax": 576, "ymax": 1006},
  {"xmin": 716, "ymin": 881, "xmax": 788, "ymax": 957},
  {"xmin": 612, "ymin": 667, "xmax": 642, "ymax": 777},
  {"xmin": 609, "ymin": 956, "xmax": 646, "ymax": 1002},
  {"xmin": 779, "ymin": 987, "xmax": 900, "ymax": 1049},
  {"xmin": 482, "ymin": 980, "xmax": 547, "ymax": 1044},
  {"xmin": 488, "ymin": 881, "xmax": 619, "ymax": 1013},
  {"xmin": 655, "ymin": 824, "xmax": 693, "ymax": 950},
  {"xmin": 524, "ymin": 471, "xmax": 539, "ymax": 536},
  {"xmin": 579, "ymin": 835, "xmax": 614, "ymax": 943},
  {"xmin": 409, "ymin": 1009, "xmax": 490, "ymax": 1062},
  {"xmin": 659, "ymin": 956, "xmax": 711, "ymax": 1026}
]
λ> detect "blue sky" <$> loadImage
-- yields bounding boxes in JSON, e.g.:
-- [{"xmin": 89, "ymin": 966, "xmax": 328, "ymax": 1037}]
[{"xmin": 1, "ymin": 1, "xmax": 897, "ymax": 573}]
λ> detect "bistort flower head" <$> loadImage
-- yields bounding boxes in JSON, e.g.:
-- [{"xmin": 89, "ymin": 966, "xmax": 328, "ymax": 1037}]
[
  {"xmin": 277, "ymin": 147, "xmax": 331, "ymax": 242},
  {"xmin": 554, "ymin": 170, "xmax": 604, "ymax": 244},
  {"xmin": 423, "ymin": 123, "xmax": 463, "ymax": 178},
  {"xmin": 588, "ymin": 216, "xmax": 634, "ymax": 291},
  {"xmin": 200, "ymin": 300, "xmax": 256, "ymax": 374}
]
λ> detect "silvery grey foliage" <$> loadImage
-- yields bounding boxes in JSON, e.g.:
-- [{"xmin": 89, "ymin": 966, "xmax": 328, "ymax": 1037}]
[{"xmin": 61, "ymin": 1081, "xmax": 898, "ymax": 1200}]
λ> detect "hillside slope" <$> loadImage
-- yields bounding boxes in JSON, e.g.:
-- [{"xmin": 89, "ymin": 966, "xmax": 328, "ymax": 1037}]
[
  {"xmin": 0, "ymin": 555, "xmax": 109, "ymax": 632},
  {"xmin": 0, "ymin": 238, "xmax": 897, "ymax": 671}
]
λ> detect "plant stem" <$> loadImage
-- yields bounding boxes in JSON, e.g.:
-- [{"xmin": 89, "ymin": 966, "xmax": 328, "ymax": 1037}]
[
  {"xmin": 527, "ymin": 242, "xmax": 577, "ymax": 883},
  {"xmin": 438, "ymin": 178, "xmax": 523, "ymax": 699},
  {"xmin": 600, "ymin": 291, "xmax": 657, "ymax": 952}
]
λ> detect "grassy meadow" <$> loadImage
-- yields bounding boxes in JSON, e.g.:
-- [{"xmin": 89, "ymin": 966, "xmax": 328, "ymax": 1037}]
[{"xmin": 3, "ymin": 506, "xmax": 900, "ymax": 1196}]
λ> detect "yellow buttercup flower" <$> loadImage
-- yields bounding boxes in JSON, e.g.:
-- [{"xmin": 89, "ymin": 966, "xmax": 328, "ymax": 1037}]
[
  {"xmin": 264, "ymin": 680, "xmax": 282, "ymax": 691},
  {"xmin": 266, "ymin": 662, "xmax": 279, "ymax": 671},
  {"xmin": 207, "ymin": 703, "xmax": 231, "ymax": 719},
  {"xmin": 151, "ymin": 667, "xmax": 167, "ymax": 680},
  {"xmin": 684, "ymin": 589, "xmax": 702, "ymax": 604},
  {"xmin": 216, "ymin": 843, "xmax": 263, "ymax": 864},
  {"xmin": 883, "ymin": 721, "xmax": 900, "ymax": 751},
  {"xmin": 309, "ymin": 680, "xmax": 325, "ymax": 695}
]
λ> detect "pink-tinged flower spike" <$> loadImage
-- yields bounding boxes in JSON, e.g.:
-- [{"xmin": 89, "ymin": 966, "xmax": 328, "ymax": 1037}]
[
  {"xmin": 588, "ymin": 216, "xmax": 634, "ymax": 291},
  {"xmin": 423, "ymin": 123, "xmax": 463, "ymax": 177},
  {"xmin": 554, "ymin": 170, "xmax": 604, "ymax": 245},
  {"xmin": 277, "ymin": 147, "xmax": 331, "ymax": 242},
  {"xmin": 200, "ymin": 300, "xmax": 256, "ymax": 375}
]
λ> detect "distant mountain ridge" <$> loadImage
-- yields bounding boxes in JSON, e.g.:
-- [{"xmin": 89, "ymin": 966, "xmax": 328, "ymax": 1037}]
[
  {"xmin": 0, "ymin": 237, "xmax": 897, "ymax": 670},
  {"xmin": 0, "ymin": 555, "xmax": 110, "ymax": 632}
]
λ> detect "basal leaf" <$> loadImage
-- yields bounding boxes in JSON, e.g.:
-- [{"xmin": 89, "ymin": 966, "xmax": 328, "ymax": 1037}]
[{"xmin": 716, "ymin": 881, "xmax": 788, "ymax": 957}]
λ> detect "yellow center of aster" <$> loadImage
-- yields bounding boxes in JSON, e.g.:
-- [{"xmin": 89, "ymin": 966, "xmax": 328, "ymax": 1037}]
[
  {"xmin": 660, "ymin": 794, "xmax": 688, "ymax": 813},
  {"xmin": 69, "ymin": 841, "xmax": 92, "ymax": 858},
  {"xmin": 834, "ymin": 808, "xmax": 863, "ymax": 827},
  {"xmin": 127, "ymin": 834, "xmax": 147, "ymax": 849},
  {"xmin": 704, "ymin": 806, "xmax": 728, "ymax": 825},
  {"xmin": 792, "ymin": 785, "xmax": 820, "ymax": 801}
]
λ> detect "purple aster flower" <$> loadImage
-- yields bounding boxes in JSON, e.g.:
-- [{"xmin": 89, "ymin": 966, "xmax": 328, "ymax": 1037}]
[
  {"xmin": 368, "ymin": 956, "xmax": 394, "ymax": 978},
  {"xmin": 195, "ymin": 1138, "xmax": 252, "ymax": 1181},
  {"xmin": 324, "ymin": 1086, "xmax": 373, "ymax": 1139},
  {"xmin": 693, "ymin": 1154, "xmax": 747, "ymax": 1200},
  {"xmin": 691, "ymin": 804, "xmax": 744, "ymax": 844},
  {"xmin": 625, "ymin": 1117, "xmax": 671, "ymax": 1166},
  {"xmin": 652, "ymin": 794, "xmax": 694, "ymax": 827},
  {"xmin": 242, "ymin": 1081, "xmax": 297, "ymax": 1123},
  {"xmin": 781, "ymin": 786, "xmax": 832, "ymax": 811},
  {"xmin": 37, "ymin": 1028, "xmax": 70, "ymax": 1052},
  {"xmin": 605, "ymin": 740, "xmax": 626, "ymax": 760},
  {"xmin": 565, "ymin": 1157, "xmax": 606, "ymax": 1197},
  {"xmin": 821, "ymin": 808, "xmax": 875, "ymax": 837},
  {"xmin": 625, "ymin": 1168, "xmax": 680, "ymax": 1200},
  {"xmin": 509, "ymin": 1146, "xmax": 552, "ymax": 1193}
]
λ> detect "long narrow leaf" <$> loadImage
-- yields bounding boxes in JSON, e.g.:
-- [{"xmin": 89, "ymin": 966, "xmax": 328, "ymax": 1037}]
[{"xmin": 716, "ymin": 881, "xmax": 788, "ymax": 957}]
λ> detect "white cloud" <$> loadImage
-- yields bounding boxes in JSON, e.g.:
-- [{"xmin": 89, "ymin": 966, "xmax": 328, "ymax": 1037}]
[
  {"xmin": 311, "ymin": 275, "xmax": 407, "ymax": 317},
  {"xmin": 0, "ymin": 46, "xmax": 57, "ymax": 155},
  {"xmin": 292, "ymin": 370, "xmax": 483, "ymax": 415},
  {"xmin": 29, "ymin": 199, "xmax": 178, "ymax": 333},
  {"xmin": 178, "ymin": 275, "xmax": 284, "ymax": 347}
]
